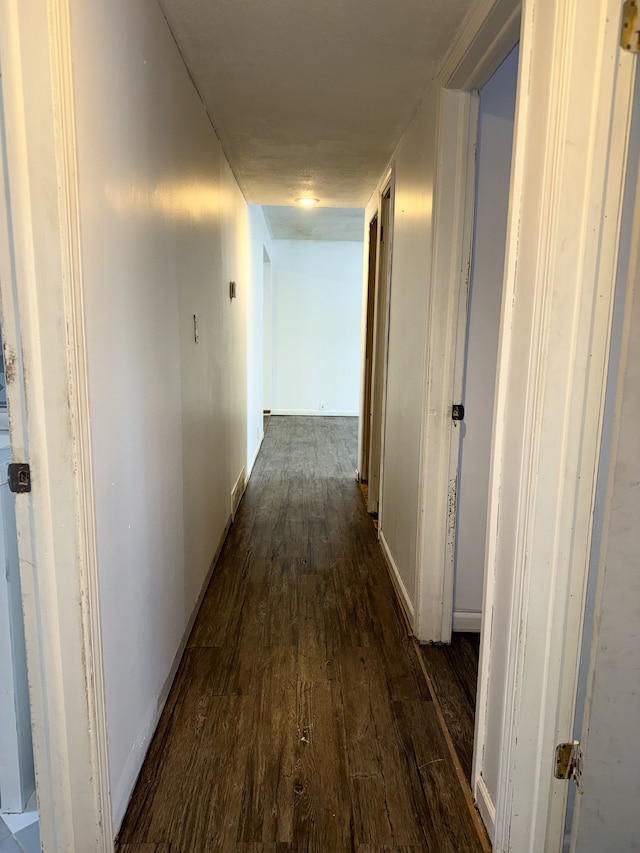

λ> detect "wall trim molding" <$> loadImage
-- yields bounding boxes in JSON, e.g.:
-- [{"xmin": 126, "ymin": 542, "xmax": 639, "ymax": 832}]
[
  {"xmin": 415, "ymin": 86, "xmax": 479, "ymax": 643},
  {"xmin": 474, "ymin": 775, "xmax": 496, "ymax": 844},
  {"xmin": 111, "ymin": 513, "xmax": 233, "ymax": 828},
  {"xmin": 248, "ymin": 431, "xmax": 264, "ymax": 477},
  {"xmin": 0, "ymin": 0, "xmax": 112, "ymax": 847},
  {"xmin": 379, "ymin": 531, "xmax": 415, "ymax": 624},
  {"xmin": 270, "ymin": 410, "xmax": 359, "ymax": 417},
  {"xmin": 439, "ymin": 0, "xmax": 521, "ymax": 90},
  {"xmin": 231, "ymin": 466, "xmax": 248, "ymax": 520},
  {"xmin": 452, "ymin": 610, "xmax": 482, "ymax": 632},
  {"xmin": 475, "ymin": 1, "xmax": 637, "ymax": 849}
]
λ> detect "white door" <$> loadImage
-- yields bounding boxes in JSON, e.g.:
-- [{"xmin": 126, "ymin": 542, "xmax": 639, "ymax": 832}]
[
  {"xmin": 568, "ymin": 62, "xmax": 640, "ymax": 853},
  {"xmin": 367, "ymin": 184, "xmax": 393, "ymax": 517}
]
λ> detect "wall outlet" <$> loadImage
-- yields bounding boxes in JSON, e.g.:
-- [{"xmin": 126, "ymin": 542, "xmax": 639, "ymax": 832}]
[{"xmin": 320, "ymin": 401, "xmax": 326, "ymax": 411}]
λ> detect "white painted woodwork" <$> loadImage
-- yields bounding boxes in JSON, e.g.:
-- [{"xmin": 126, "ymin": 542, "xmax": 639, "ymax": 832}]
[
  {"xmin": 474, "ymin": 1, "xmax": 637, "ymax": 849},
  {"xmin": 271, "ymin": 239, "xmax": 363, "ymax": 417},
  {"xmin": 569, "ymin": 96, "xmax": 640, "ymax": 853},
  {"xmin": 0, "ymin": 0, "xmax": 113, "ymax": 848},
  {"xmin": 414, "ymin": 86, "xmax": 479, "ymax": 642},
  {"xmin": 357, "ymin": 215, "xmax": 378, "ymax": 484},
  {"xmin": 564, "ymin": 58, "xmax": 640, "ymax": 846},
  {"xmin": 452, "ymin": 610, "xmax": 482, "ymax": 632},
  {"xmin": 367, "ymin": 179, "xmax": 393, "ymax": 517},
  {"xmin": 379, "ymin": 530, "xmax": 415, "ymax": 625},
  {"xmin": 157, "ymin": 0, "xmax": 475, "ymax": 206},
  {"xmin": 454, "ymin": 46, "xmax": 518, "ymax": 617},
  {"xmin": 414, "ymin": 0, "xmax": 520, "ymax": 645}
]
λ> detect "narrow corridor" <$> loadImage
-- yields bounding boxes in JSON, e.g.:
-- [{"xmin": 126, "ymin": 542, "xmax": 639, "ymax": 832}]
[{"xmin": 116, "ymin": 417, "xmax": 485, "ymax": 852}]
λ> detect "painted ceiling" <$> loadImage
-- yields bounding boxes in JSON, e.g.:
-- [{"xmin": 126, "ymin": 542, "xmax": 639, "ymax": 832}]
[{"xmin": 157, "ymin": 0, "xmax": 474, "ymax": 211}]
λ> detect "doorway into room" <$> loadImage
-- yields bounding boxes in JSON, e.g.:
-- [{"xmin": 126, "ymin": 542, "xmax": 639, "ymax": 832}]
[
  {"xmin": 0, "ymin": 324, "xmax": 39, "ymax": 853},
  {"xmin": 363, "ymin": 183, "xmax": 392, "ymax": 519},
  {"xmin": 421, "ymin": 42, "xmax": 519, "ymax": 786},
  {"xmin": 262, "ymin": 247, "xmax": 272, "ymax": 434},
  {"xmin": 359, "ymin": 213, "xmax": 378, "ymax": 488}
]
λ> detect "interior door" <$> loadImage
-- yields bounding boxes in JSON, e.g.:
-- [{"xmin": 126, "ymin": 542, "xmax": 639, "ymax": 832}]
[
  {"xmin": 568, "ymin": 65, "xmax": 640, "ymax": 852},
  {"xmin": 367, "ymin": 186, "xmax": 392, "ymax": 516},
  {"xmin": 569, "ymin": 202, "xmax": 640, "ymax": 853},
  {"xmin": 360, "ymin": 214, "xmax": 378, "ymax": 484}
]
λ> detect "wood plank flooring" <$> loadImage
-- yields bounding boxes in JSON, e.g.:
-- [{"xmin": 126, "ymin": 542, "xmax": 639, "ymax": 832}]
[
  {"xmin": 419, "ymin": 635, "xmax": 480, "ymax": 783},
  {"xmin": 116, "ymin": 416, "xmax": 485, "ymax": 853}
]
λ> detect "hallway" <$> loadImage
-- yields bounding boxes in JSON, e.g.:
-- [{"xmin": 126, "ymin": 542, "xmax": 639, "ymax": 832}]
[{"xmin": 116, "ymin": 417, "xmax": 485, "ymax": 852}]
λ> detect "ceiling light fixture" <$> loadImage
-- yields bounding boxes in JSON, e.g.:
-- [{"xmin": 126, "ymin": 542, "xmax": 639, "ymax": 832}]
[{"xmin": 296, "ymin": 197, "xmax": 319, "ymax": 207}]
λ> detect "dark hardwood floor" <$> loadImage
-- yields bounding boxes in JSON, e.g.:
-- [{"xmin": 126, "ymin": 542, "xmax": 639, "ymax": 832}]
[
  {"xmin": 116, "ymin": 416, "xmax": 486, "ymax": 853},
  {"xmin": 419, "ymin": 635, "xmax": 480, "ymax": 782}
]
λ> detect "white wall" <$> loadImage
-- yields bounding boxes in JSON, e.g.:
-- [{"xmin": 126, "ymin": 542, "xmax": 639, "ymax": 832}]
[
  {"xmin": 68, "ymin": 0, "xmax": 266, "ymax": 830},
  {"xmin": 378, "ymin": 88, "xmax": 437, "ymax": 607},
  {"xmin": 454, "ymin": 46, "xmax": 518, "ymax": 619},
  {"xmin": 271, "ymin": 239, "xmax": 363, "ymax": 416},
  {"xmin": 247, "ymin": 205, "xmax": 273, "ymax": 473}
]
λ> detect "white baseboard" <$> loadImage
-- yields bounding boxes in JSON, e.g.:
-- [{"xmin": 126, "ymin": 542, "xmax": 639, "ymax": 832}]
[
  {"xmin": 111, "ymin": 695, "xmax": 156, "ymax": 831},
  {"xmin": 452, "ymin": 610, "xmax": 482, "ymax": 632},
  {"xmin": 474, "ymin": 774, "xmax": 495, "ymax": 843},
  {"xmin": 270, "ymin": 409, "xmax": 359, "ymax": 417},
  {"xmin": 231, "ymin": 466, "xmax": 247, "ymax": 520},
  {"xmin": 378, "ymin": 530, "xmax": 415, "ymax": 625},
  {"xmin": 248, "ymin": 431, "xmax": 264, "ymax": 478},
  {"xmin": 111, "ymin": 513, "xmax": 233, "ymax": 833}
]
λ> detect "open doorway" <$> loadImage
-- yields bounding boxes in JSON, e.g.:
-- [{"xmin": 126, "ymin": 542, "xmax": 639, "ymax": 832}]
[
  {"xmin": 363, "ymin": 183, "xmax": 393, "ymax": 518},
  {"xmin": 263, "ymin": 247, "xmax": 272, "ymax": 433},
  {"xmin": 453, "ymin": 45, "xmax": 519, "ymax": 635},
  {"xmin": 0, "ymin": 325, "xmax": 39, "ymax": 852},
  {"xmin": 421, "ymin": 44, "xmax": 519, "ymax": 784},
  {"xmin": 359, "ymin": 214, "xmax": 378, "ymax": 487}
]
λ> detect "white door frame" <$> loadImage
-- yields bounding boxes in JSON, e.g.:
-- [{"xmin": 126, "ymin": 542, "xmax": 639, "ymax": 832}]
[
  {"xmin": 357, "ymin": 213, "xmax": 378, "ymax": 485},
  {"xmin": 480, "ymin": 1, "xmax": 632, "ymax": 850},
  {"xmin": 476, "ymin": 2, "xmax": 635, "ymax": 847},
  {"xmin": 366, "ymin": 171, "xmax": 395, "ymax": 519},
  {"xmin": 0, "ymin": 0, "xmax": 111, "ymax": 850},
  {"xmin": 415, "ymin": 0, "xmax": 520, "ymax": 642},
  {"xmin": 414, "ymin": 0, "xmax": 636, "ymax": 848}
]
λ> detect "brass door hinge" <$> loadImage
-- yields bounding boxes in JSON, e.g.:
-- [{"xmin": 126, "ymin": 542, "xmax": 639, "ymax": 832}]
[
  {"xmin": 621, "ymin": 1, "xmax": 640, "ymax": 52},
  {"xmin": 555, "ymin": 740, "xmax": 583, "ymax": 787}
]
